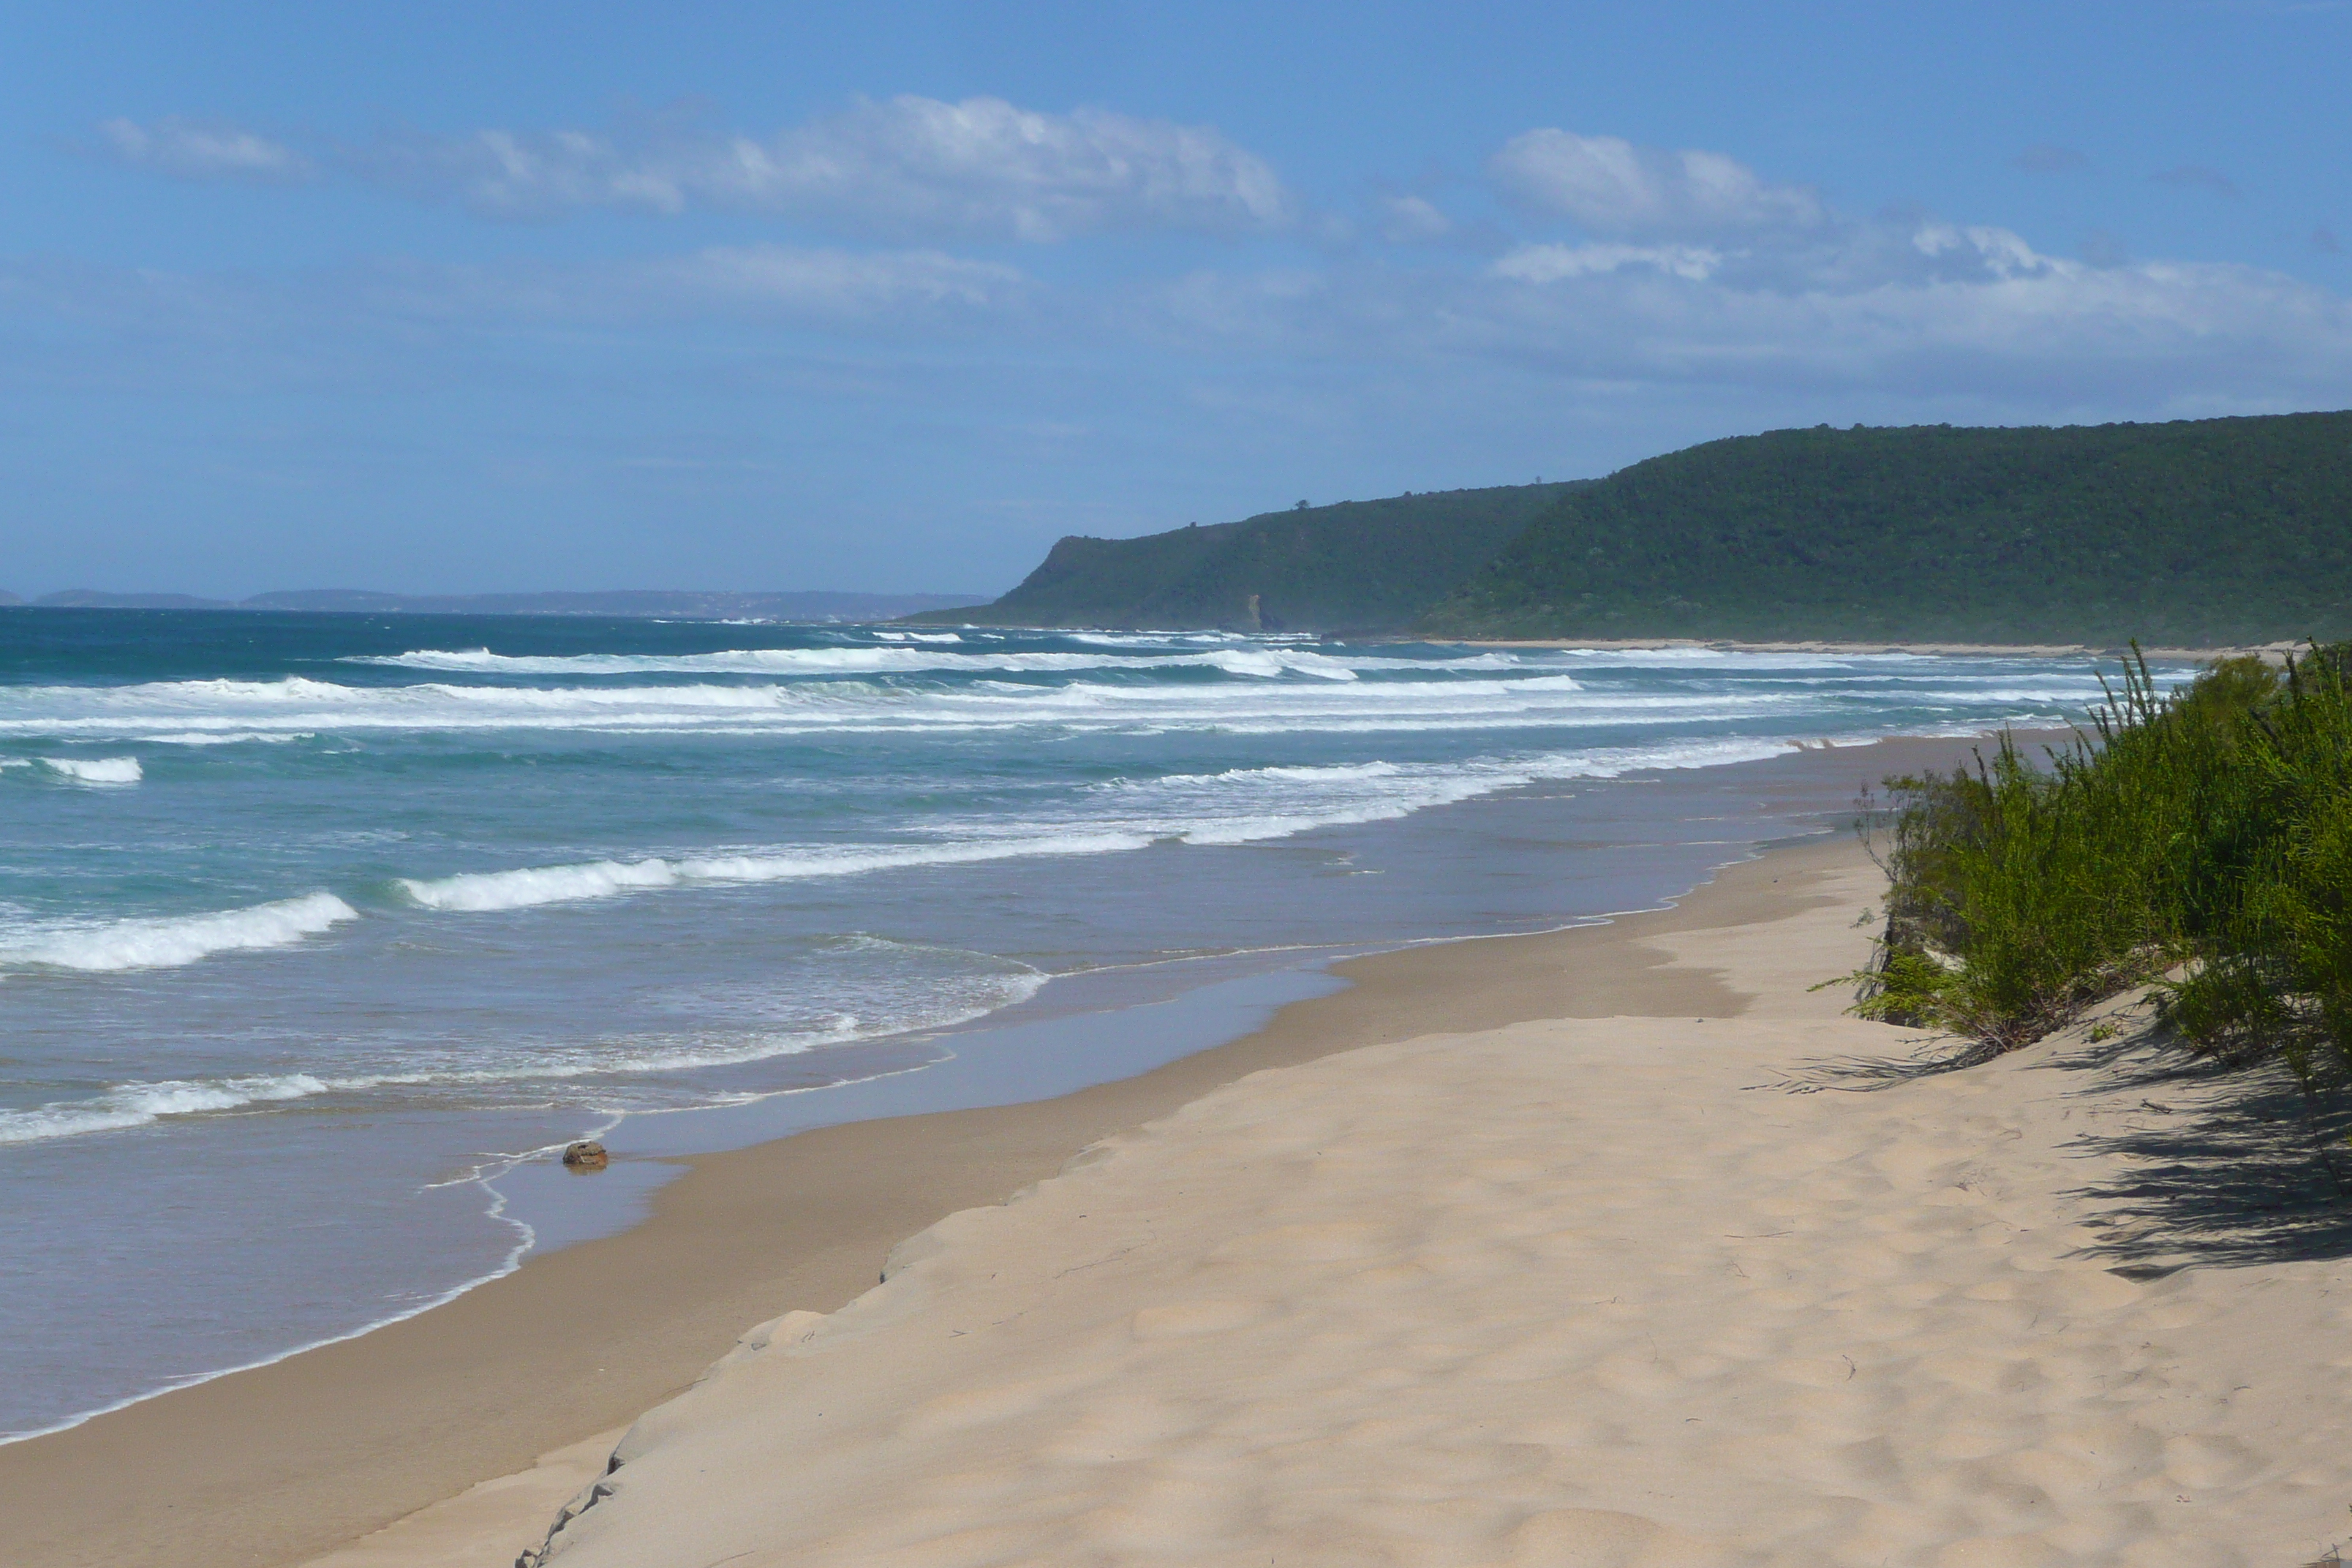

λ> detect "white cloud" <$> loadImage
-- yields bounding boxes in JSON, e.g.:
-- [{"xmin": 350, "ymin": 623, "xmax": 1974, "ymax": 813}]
[
  {"xmin": 1375, "ymin": 195, "xmax": 1452, "ymax": 242},
  {"xmin": 119, "ymin": 97, "xmax": 1291, "ymax": 241},
  {"xmin": 30, "ymin": 115, "xmax": 2352, "ymax": 427},
  {"xmin": 1491, "ymin": 242, "xmax": 1724, "ymax": 282},
  {"xmin": 1490, "ymin": 129, "xmax": 1824, "ymax": 238},
  {"xmin": 98, "ymin": 117, "xmax": 315, "ymax": 184},
  {"xmin": 1151, "ymin": 206, "xmax": 2352, "ymax": 415}
]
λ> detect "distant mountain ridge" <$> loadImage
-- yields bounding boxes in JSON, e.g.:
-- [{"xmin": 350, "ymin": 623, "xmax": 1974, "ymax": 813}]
[
  {"xmin": 1420, "ymin": 412, "xmax": 2352, "ymax": 646},
  {"xmin": 917, "ymin": 412, "xmax": 2352, "ymax": 645},
  {"xmin": 5, "ymin": 589, "xmax": 989, "ymax": 621},
  {"xmin": 905, "ymin": 483, "xmax": 1585, "ymax": 633}
]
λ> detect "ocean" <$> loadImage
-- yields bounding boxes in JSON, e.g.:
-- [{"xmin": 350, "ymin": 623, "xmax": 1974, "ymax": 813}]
[{"xmin": 0, "ymin": 608, "xmax": 2151, "ymax": 1441}]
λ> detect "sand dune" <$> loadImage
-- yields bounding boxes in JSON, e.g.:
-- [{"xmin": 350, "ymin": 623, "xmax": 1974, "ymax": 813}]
[{"xmin": 503, "ymin": 853, "xmax": 2352, "ymax": 1567}]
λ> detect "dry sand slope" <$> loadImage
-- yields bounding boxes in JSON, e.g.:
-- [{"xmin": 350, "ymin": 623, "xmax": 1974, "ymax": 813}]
[{"xmin": 507, "ymin": 852, "xmax": 2352, "ymax": 1568}]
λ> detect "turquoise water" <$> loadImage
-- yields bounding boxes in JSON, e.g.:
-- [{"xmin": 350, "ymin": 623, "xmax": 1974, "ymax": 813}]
[{"xmin": 0, "ymin": 608, "xmax": 2141, "ymax": 1439}]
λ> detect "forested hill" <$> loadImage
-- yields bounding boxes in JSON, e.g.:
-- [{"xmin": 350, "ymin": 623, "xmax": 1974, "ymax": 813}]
[
  {"xmin": 905, "ymin": 484, "xmax": 1583, "ymax": 633},
  {"xmin": 1418, "ymin": 413, "xmax": 2352, "ymax": 646}
]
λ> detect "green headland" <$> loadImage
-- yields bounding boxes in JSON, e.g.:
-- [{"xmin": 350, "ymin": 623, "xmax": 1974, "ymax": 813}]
[{"xmin": 919, "ymin": 411, "xmax": 2352, "ymax": 645}]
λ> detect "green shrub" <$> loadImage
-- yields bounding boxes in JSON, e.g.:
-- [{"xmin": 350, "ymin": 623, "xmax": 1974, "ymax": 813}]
[
  {"xmin": 2165, "ymin": 647, "xmax": 2352, "ymax": 1078},
  {"xmin": 1856, "ymin": 643, "xmax": 2351, "ymax": 1074}
]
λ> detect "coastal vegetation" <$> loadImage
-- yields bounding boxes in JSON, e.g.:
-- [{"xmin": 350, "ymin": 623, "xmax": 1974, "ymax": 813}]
[
  {"xmin": 926, "ymin": 412, "xmax": 2352, "ymax": 643},
  {"xmin": 1421, "ymin": 413, "xmax": 2352, "ymax": 646},
  {"xmin": 1857, "ymin": 644, "xmax": 2352, "ymax": 1084},
  {"xmin": 905, "ymin": 484, "xmax": 1582, "ymax": 633}
]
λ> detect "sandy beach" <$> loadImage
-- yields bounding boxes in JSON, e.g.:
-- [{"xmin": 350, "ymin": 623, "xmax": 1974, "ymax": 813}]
[
  {"xmin": 15, "ymin": 731, "xmax": 2351, "ymax": 1567},
  {"xmin": 491, "ymin": 842, "xmax": 2352, "ymax": 1568}
]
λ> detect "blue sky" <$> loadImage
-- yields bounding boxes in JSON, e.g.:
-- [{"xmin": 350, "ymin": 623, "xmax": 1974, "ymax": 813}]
[{"xmin": 6, "ymin": 1, "xmax": 2349, "ymax": 598}]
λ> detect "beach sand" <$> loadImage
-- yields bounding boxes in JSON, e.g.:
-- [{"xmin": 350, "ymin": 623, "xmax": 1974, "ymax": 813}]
[
  {"xmin": 19, "ymin": 731, "xmax": 2350, "ymax": 1567},
  {"xmin": 448, "ymin": 851, "xmax": 2351, "ymax": 1567}
]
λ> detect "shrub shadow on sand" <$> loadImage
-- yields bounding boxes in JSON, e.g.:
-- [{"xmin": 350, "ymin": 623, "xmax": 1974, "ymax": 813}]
[{"xmin": 1775, "ymin": 1003, "xmax": 2352, "ymax": 1271}]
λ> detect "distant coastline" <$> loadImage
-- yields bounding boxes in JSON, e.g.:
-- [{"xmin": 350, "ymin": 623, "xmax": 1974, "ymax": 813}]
[
  {"xmin": 1443, "ymin": 636, "xmax": 2300, "ymax": 662},
  {"xmin": 914, "ymin": 413, "xmax": 2352, "ymax": 645}
]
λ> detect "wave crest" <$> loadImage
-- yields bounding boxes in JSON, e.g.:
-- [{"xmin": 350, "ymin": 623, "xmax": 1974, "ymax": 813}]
[
  {"xmin": 0, "ymin": 892, "xmax": 358, "ymax": 973},
  {"xmin": 37, "ymin": 756, "xmax": 142, "ymax": 785},
  {"xmin": 398, "ymin": 833, "xmax": 1154, "ymax": 913},
  {"xmin": 342, "ymin": 645, "xmax": 1530, "ymax": 682}
]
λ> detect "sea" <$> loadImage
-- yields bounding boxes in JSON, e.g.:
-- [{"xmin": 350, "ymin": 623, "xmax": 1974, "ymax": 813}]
[{"xmin": 0, "ymin": 608, "xmax": 2160, "ymax": 1441}]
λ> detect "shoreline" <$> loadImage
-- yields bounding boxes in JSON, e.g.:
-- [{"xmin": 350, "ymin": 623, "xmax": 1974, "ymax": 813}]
[
  {"xmin": 494, "ymin": 832, "xmax": 2352, "ymax": 1567},
  {"xmin": 2, "ymin": 832, "xmax": 1877, "ymax": 1568},
  {"xmin": 1, "ymin": 730, "xmax": 2047, "ymax": 1567},
  {"xmin": 1, "ymin": 725, "xmax": 1989, "ymax": 1452}
]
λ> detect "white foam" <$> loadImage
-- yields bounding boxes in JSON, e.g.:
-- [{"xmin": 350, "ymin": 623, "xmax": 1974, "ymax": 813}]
[
  {"xmin": 395, "ymin": 735, "xmax": 1816, "ymax": 917},
  {"xmin": 340, "ymin": 644, "xmax": 1510, "ymax": 682},
  {"xmin": 0, "ymin": 652, "xmax": 2125, "ymax": 747},
  {"xmin": 1148, "ymin": 738, "xmax": 1801, "ymax": 847},
  {"xmin": 144, "ymin": 731, "xmax": 312, "ymax": 747},
  {"xmin": 0, "ymin": 1074, "xmax": 333, "ymax": 1145},
  {"xmin": 1064, "ymin": 630, "xmax": 1321, "ymax": 647},
  {"xmin": 37, "ymin": 756, "xmax": 141, "ymax": 785},
  {"xmin": 0, "ymin": 951, "xmax": 1047, "ymax": 1147},
  {"xmin": 0, "ymin": 892, "xmax": 358, "ymax": 973},
  {"xmin": 399, "ymin": 832, "xmax": 1154, "ymax": 913}
]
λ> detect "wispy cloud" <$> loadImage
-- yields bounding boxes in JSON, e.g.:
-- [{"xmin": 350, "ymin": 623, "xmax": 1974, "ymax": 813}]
[
  {"xmin": 1156, "ymin": 238, "xmax": 2352, "ymax": 414},
  {"xmin": 94, "ymin": 97, "xmax": 1293, "ymax": 242},
  {"xmin": 1489, "ymin": 242, "xmax": 1724, "ymax": 283},
  {"xmin": 2152, "ymin": 164, "xmax": 2244, "ymax": 200},
  {"xmin": 97, "ymin": 117, "xmax": 316, "ymax": 184},
  {"xmin": 1373, "ymin": 195, "xmax": 1451, "ymax": 243},
  {"xmin": 2080, "ymin": 231, "xmax": 2132, "ymax": 268},
  {"xmin": 1489, "ymin": 130, "xmax": 1823, "ymax": 238},
  {"xmin": 1147, "ymin": 131, "xmax": 2352, "ymax": 413},
  {"xmin": 31, "ymin": 118, "xmax": 2352, "ymax": 429}
]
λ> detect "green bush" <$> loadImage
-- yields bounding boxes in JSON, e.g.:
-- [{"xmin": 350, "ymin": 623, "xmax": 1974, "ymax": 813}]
[
  {"xmin": 1858, "ymin": 644, "xmax": 2352, "ymax": 1079},
  {"xmin": 2166, "ymin": 648, "xmax": 2352, "ymax": 1077}
]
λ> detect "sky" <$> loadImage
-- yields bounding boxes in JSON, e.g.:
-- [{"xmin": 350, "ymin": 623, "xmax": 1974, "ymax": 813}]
[{"xmin": 4, "ymin": 1, "xmax": 2350, "ymax": 599}]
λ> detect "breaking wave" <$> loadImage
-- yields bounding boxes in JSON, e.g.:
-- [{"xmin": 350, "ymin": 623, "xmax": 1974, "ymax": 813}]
[
  {"xmin": 37, "ymin": 756, "xmax": 142, "ymax": 785},
  {"xmin": 398, "ymin": 832, "xmax": 1154, "ymax": 912},
  {"xmin": 344, "ymin": 644, "xmax": 1499, "ymax": 680},
  {"xmin": 0, "ymin": 945, "xmax": 1047, "ymax": 1145},
  {"xmin": 0, "ymin": 892, "xmax": 357, "ymax": 973},
  {"xmin": 394, "ymin": 735, "xmax": 1811, "ymax": 914}
]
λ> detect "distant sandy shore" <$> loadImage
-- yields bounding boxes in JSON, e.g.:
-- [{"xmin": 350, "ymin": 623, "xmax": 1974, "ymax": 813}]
[{"xmin": 1444, "ymin": 637, "xmax": 2295, "ymax": 662}]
